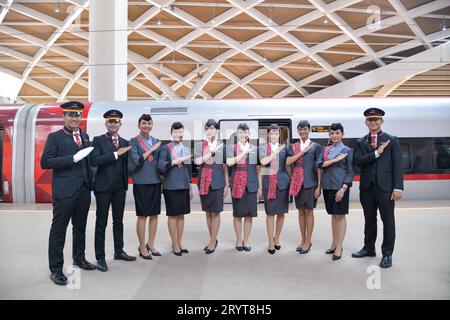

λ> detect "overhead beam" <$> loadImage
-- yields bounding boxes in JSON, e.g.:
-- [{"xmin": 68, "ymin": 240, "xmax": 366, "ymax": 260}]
[
  {"xmin": 308, "ymin": 41, "xmax": 450, "ymax": 97},
  {"xmin": 0, "ymin": 0, "xmax": 14, "ymax": 24},
  {"xmin": 387, "ymin": 0, "xmax": 431, "ymax": 49},
  {"xmin": 308, "ymin": 0, "xmax": 384, "ymax": 67},
  {"xmin": 274, "ymin": 0, "xmax": 450, "ymax": 97},
  {"xmin": 374, "ymin": 76, "xmax": 414, "ymax": 97}
]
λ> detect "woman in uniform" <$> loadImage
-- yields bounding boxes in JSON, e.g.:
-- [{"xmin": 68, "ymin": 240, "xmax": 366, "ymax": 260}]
[
  {"xmin": 316, "ymin": 123, "xmax": 354, "ymax": 261},
  {"xmin": 158, "ymin": 122, "xmax": 192, "ymax": 256},
  {"xmin": 226, "ymin": 123, "xmax": 260, "ymax": 252},
  {"xmin": 129, "ymin": 114, "xmax": 162, "ymax": 260},
  {"xmin": 258, "ymin": 124, "xmax": 290, "ymax": 254},
  {"xmin": 195, "ymin": 119, "xmax": 229, "ymax": 255}
]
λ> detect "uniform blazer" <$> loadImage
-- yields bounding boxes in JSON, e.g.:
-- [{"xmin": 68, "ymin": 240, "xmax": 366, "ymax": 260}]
[
  {"xmin": 91, "ymin": 134, "xmax": 128, "ymax": 192},
  {"xmin": 129, "ymin": 135, "xmax": 162, "ymax": 185},
  {"xmin": 316, "ymin": 144, "xmax": 354, "ymax": 190},
  {"xmin": 259, "ymin": 144, "xmax": 290, "ymax": 190},
  {"xmin": 227, "ymin": 143, "xmax": 259, "ymax": 193},
  {"xmin": 40, "ymin": 126, "xmax": 93, "ymax": 200},
  {"xmin": 287, "ymin": 141, "xmax": 322, "ymax": 189},
  {"xmin": 353, "ymin": 132, "xmax": 404, "ymax": 193},
  {"xmin": 195, "ymin": 142, "xmax": 227, "ymax": 190},
  {"xmin": 158, "ymin": 141, "xmax": 192, "ymax": 190}
]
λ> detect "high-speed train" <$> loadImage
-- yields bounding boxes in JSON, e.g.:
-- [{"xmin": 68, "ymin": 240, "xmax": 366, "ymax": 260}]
[{"xmin": 0, "ymin": 97, "xmax": 449, "ymax": 204}]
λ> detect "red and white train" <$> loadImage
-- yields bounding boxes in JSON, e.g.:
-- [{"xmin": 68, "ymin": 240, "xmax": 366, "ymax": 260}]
[{"xmin": 1, "ymin": 97, "xmax": 449, "ymax": 203}]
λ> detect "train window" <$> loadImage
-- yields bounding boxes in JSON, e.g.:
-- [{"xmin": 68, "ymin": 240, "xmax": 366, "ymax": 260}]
[
  {"xmin": 432, "ymin": 143, "xmax": 450, "ymax": 169},
  {"xmin": 400, "ymin": 143, "xmax": 412, "ymax": 171}
]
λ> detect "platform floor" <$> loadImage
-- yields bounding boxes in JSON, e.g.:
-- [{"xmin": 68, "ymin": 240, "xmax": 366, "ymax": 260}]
[{"xmin": 0, "ymin": 201, "xmax": 449, "ymax": 300}]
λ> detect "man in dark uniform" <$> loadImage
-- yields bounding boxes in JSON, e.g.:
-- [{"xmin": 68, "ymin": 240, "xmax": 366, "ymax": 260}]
[
  {"xmin": 41, "ymin": 101, "xmax": 96, "ymax": 286},
  {"xmin": 352, "ymin": 108, "xmax": 404, "ymax": 268},
  {"xmin": 91, "ymin": 110, "xmax": 136, "ymax": 272}
]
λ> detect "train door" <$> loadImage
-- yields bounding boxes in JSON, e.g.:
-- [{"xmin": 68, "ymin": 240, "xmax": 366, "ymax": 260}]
[
  {"xmin": 258, "ymin": 119, "xmax": 292, "ymax": 203},
  {"xmin": 257, "ymin": 119, "xmax": 292, "ymax": 147},
  {"xmin": 219, "ymin": 120, "xmax": 259, "ymax": 204}
]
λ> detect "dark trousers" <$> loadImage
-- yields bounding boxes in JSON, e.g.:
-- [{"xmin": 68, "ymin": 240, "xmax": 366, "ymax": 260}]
[
  {"xmin": 49, "ymin": 184, "xmax": 91, "ymax": 273},
  {"xmin": 360, "ymin": 183, "xmax": 396, "ymax": 256},
  {"xmin": 94, "ymin": 184, "xmax": 126, "ymax": 260}
]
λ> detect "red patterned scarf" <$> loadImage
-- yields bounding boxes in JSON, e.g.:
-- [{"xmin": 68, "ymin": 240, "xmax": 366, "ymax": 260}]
[
  {"xmin": 266, "ymin": 144, "xmax": 278, "ymax": 200},
  {"xmin": 167, "ymin": 142, "xmax": 184, "ymax": 168},
  {"xmin": 136, "ymin": 134, "xmax": 153, "ymax": 161},
  {"xmin": 199, "ymin": 140, "xmax": 214, "ymax": 195},
  {"xmin": 288, "ymin": 142, "xmax": 304, "ymax": 197},
  {"xmin": 323, "ymin": 145, "xmax": 332, "ymax": 161},
  {"xmin": 231, "ymin": 143, "xmax": 248, "ymax": 199}
]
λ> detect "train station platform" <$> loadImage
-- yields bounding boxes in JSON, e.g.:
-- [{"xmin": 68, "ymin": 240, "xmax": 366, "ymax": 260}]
[{"xmin": 0, "ymin": 201, "xmax": 449, "ymax": 300}]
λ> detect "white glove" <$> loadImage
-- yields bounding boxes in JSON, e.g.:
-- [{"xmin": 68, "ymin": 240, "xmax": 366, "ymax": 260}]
[
  {"xmin": 208, "ymin": 140, "xmax": 218, "ymax": 153},
  {"xmin": 73, "ymin": 146, "xmax": 94, "ymax": 163}
]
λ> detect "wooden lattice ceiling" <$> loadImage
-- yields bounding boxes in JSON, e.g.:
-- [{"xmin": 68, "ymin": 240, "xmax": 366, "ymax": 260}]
[{"xmin": 0, "ymin": 0, "xmax": 449, "ymax": 103}]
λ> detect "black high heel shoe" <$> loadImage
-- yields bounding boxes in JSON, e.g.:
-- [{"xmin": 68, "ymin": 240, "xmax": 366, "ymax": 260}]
[
  {"xmin": 236, "ymin": 241, "xmax": 244, "ymax": 252},
  {"xmin": 146, "ymin": 244, "xmax": 162, "ymax": 256},
  {"xmin": 273, "ymin": 238, "xmax": 281, "ymax": 250},
  {"xmin": 325, "ymin": 247, "xmax": 336, "ymax": 254},
  {"xmin": 172, "ymin": 246, "xmax": 182, "ymax": 256},
  {"xmin": 204, "ymin": 239, "xmax": 218, "ymax": 252},
  {"xmin": 332, "ymin": 248, "xmax": 343, "ymax": 261},
  {"xmin": 138, "ymin": 246, "xmax": 152, "ymax": 260},
  {"xmin": 205, "ymin": 240, "xmax": 218, "ymax": 255},
  {"xmin": 299, "ymin": 243, "xmax": 312, "ymax": 254},
  {"xmin": 268, "ymin": 248, "xmax": 275, "ymax": 255}
]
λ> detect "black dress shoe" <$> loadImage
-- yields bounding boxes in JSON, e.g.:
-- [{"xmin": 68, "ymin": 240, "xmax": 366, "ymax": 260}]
[
  {"xmin": 325, "ymin": 248, "xmax": 336, "ymax": 254},
  {"xmin": 380, "ymin": 255, "xmax": 392, "ymax": 269},
  {"xmin": 96, "ymin": 259, "xmax": 108, "ymax": 272},
  {"xmin": 243, "ymin": 246, "xmax": 251, "ymax": 252},
  {"xmin": 50, "ymin": 271, "xmax": 68, "ymax": 286},
  {"xmin": 299, "ymin": 243, "xmax": 312, "ymax": 254},
  {"xmin": 180, "ymin": 248, "xmax": 189, "ymax": 254},
  {"xmin": 138, "ymin": 246, "xmax": 153, "ymax": 260},
  {"xmin": 114, "ymin": 251, "xmax": 137, "ymax": 261},
  {"xmin": 268, "ymin": 249, "xmax": 275, "ymax": 255},
  {"xmin": 73, "ymin": 259, "xmax": 96, "ymax": 270},
  {"xmin": 352, "ymin": 249, "xmax": 376, "ymax": 258},
  {"xmin": 332, "ymin": 248, "xmax": 343, "ymax": 261},
  {"xmin": 145, "ymin": 244, "xmax": 162, "ymax": 256},
  {"xmin": 172, "ymin": 246, "xmax": 182, "ymax": 256}
]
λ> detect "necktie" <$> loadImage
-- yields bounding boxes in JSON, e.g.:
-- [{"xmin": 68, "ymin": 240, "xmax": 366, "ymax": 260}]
[
  {"xmin": 371, "ymin": 135, "xmax": 377, "ymax": 149},
  {"xmin": 113, "ymin": 137, "xmax": 119, "ymax": 149},
  {"xmin": 74, "ymin": 132, "xmax": 81, "ymax": 147}
]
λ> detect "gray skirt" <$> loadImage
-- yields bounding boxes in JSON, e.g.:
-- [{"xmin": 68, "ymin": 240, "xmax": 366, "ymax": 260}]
[
  {"xmin": 294, "ymin": 186, "xmax": 318, "ymax": 210},
  {"xmin": 200, "ymin": 187, "xmax": 224, "ymax": 213},
  {"xmin": 232, "ymin": 188, "xmax": 257, "ymax": 217},
  {"xmin": 263, "ymin": 187, "xmax": 289, "ymax": 215}
]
